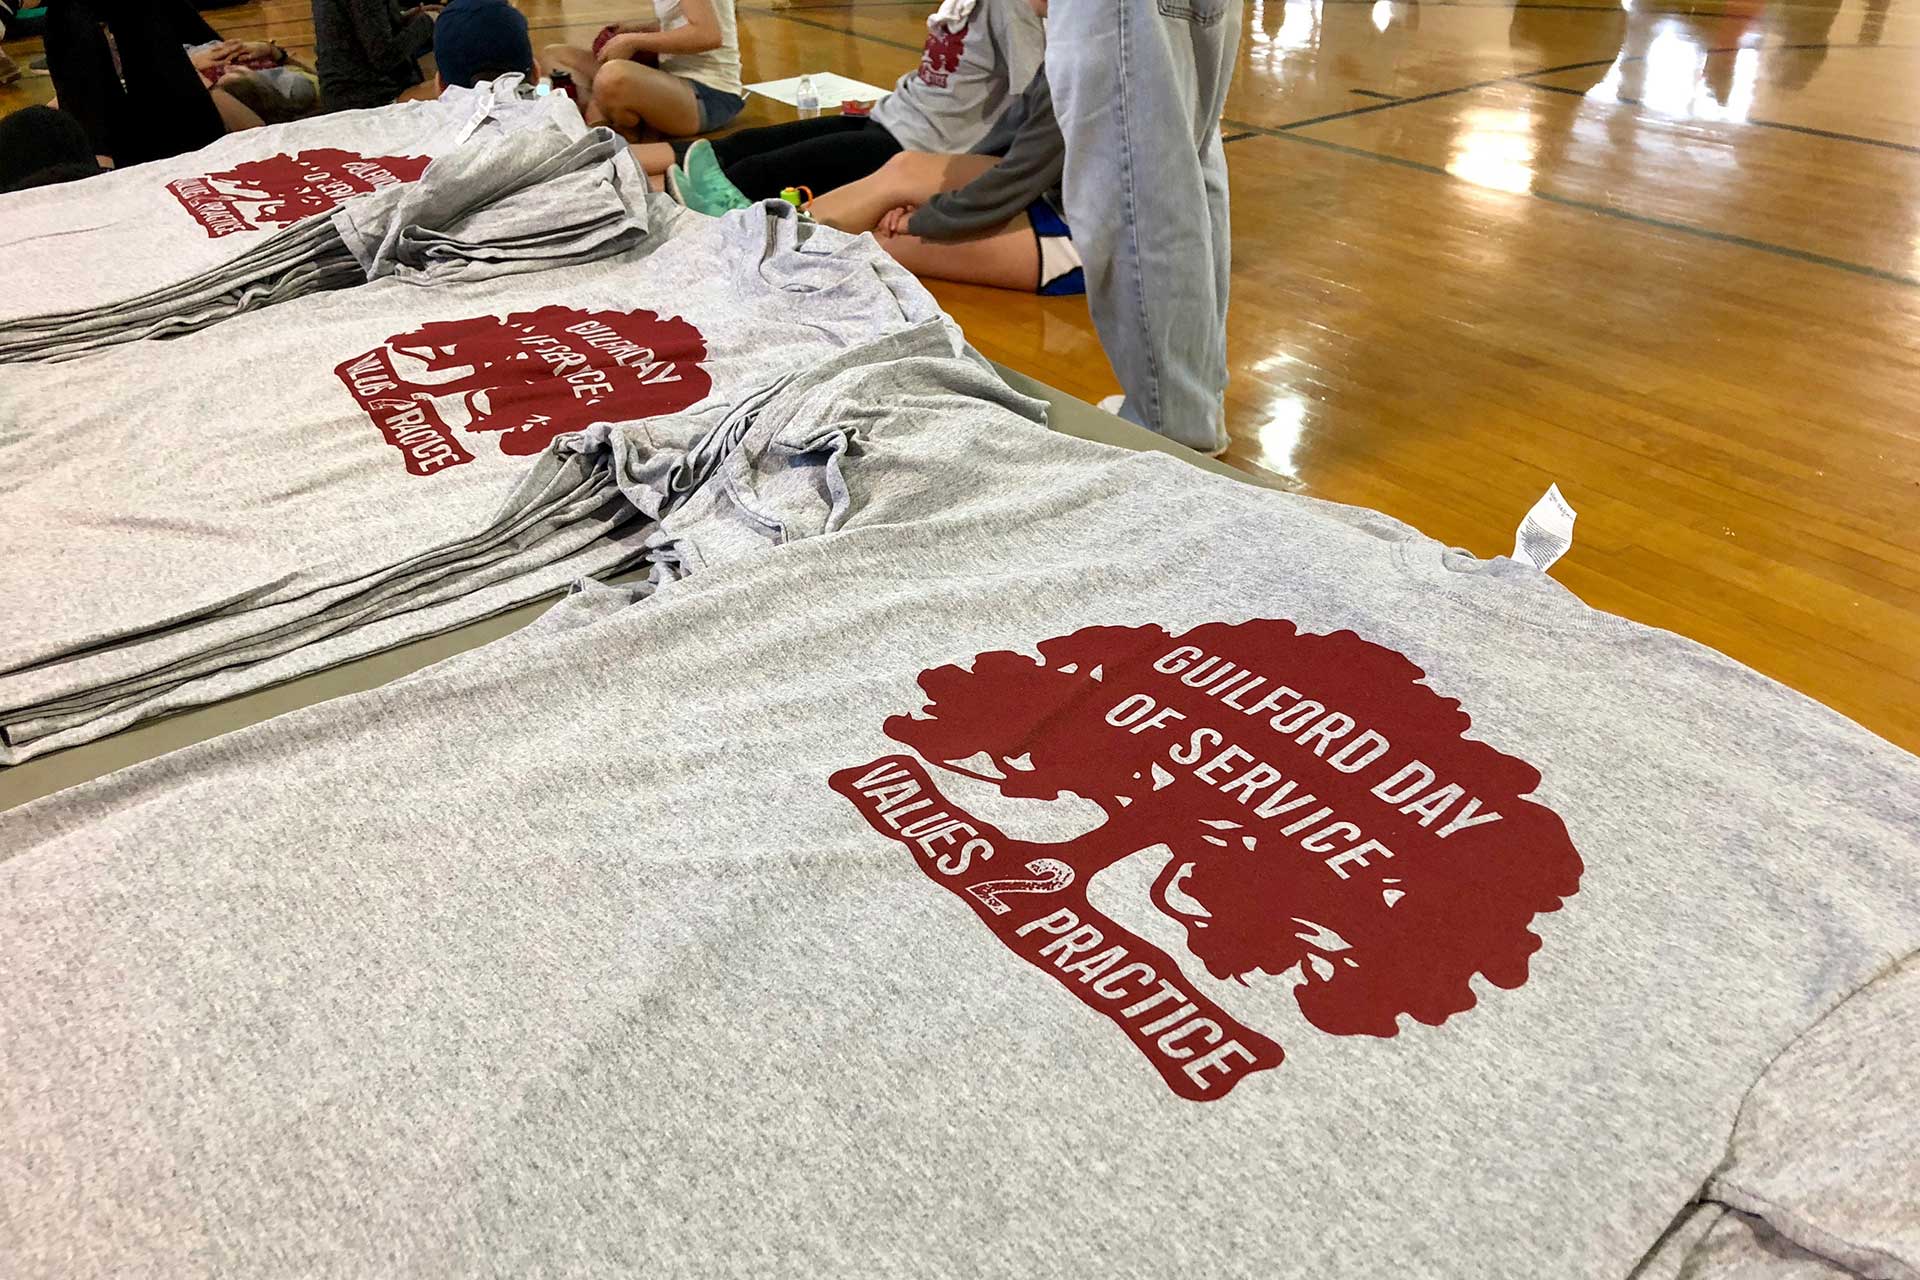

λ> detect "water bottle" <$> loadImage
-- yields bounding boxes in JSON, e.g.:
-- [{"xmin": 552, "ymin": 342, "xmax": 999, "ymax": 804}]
[{"xmin": 795, "ymin": 74, "xmax": 820, "ymax": 118}]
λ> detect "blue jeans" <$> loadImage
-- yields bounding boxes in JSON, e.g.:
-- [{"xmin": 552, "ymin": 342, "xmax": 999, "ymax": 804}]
[{"xmin": 1050, "ymin": 0, "xmax": 1239, "ymax": 452}]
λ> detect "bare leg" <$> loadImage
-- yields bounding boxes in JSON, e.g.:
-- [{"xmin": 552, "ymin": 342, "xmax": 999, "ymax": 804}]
[
  {"xmin": 591, "ymin": 62, "xmax": 702, "ymax": 140},
  {"xmin": 629, "ymin": 141, "xmax": 679, "ymax": 175},
  {"xmin": 879, "ymin": 213, "xmax": 1042, "ymax": 293},
  {"xmin": 805, "ymin": 150, "xmax": 1001, "ymax": 233},
  {"xmin": 209, "ymin": 88, "xmax": 264, "ymax": 133}
]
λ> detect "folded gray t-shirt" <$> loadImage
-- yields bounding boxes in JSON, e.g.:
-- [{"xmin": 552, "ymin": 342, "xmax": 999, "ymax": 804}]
[
  {"xmin": 0, "ymin": 121, "xmax": 650, "ymax": 363},
  {"xmin": 0, "ymin": 204, "xmax": 943, "ymax": 759},
  {"xmin": 0, "ymin": 79, "xmax": 567, "ymax": 325}
]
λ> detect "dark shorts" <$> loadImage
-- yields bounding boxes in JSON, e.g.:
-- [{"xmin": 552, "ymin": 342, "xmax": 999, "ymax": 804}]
[{"xmin": 688, "ymin": 79, "xmax": 746, "ymax": 133}]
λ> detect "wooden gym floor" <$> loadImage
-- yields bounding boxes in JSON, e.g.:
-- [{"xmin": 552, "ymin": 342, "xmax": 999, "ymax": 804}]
[{"xmin": 3, "ymin": 0, "xmax": 1917, "ymax": 748}]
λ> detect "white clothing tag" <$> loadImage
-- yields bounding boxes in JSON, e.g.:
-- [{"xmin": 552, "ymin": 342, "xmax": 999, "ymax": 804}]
[
  {"xmin": 1512, "ymin": 484, "xmax": 1577, "ymax": 572},
  {"xmin": 927, "ymin": 0, "xmax": 982, "ymax": 31}
]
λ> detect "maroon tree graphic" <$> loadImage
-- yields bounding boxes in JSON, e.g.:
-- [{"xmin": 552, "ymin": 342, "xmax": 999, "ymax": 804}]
[
  {"xmin": 207, "ymin": 150, "xmax": 431, "ymax": 227},
  {"xmin": 377, "ymin": 305, "xmax": 712, "ymax": 456},
  {"xmin": 835, "ymin": 619, "xmax": 1582, "ymax": 1097},
  {"xmin": 922, "ymin": 25, "xmax": 968, "ymax": 75}
]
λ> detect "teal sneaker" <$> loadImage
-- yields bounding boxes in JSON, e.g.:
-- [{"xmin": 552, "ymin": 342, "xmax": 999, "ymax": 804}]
[{"xmin": 678, "ymin": 139, "xmax": 751, "ymax": 217}]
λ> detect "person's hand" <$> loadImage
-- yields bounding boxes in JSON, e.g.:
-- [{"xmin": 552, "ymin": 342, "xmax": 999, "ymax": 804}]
[
  {"xmin": 600, "ymin": 32, "xmax": 655, "ymax": 62},
  {"xmin": 877, "ymin": 204, "xmax": 918, "ymax": 238},
  {"xmin": 189, "ymin": 41, "xmax": 243, "ymax": 71}
]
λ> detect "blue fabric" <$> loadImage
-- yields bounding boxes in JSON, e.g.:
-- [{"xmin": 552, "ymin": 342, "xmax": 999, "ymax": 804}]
[
  {"xmin": 1028, "ymin": 198, "xmax": 1085, "ymax": 297},
  {"xmin": 691, "ymin": 80, "xmax": 746, "ymax": 133},
  {"xmin": 1039, "ymin": 266, "xmax": 1086, "ymax": 298},
  {"xmin": 1028, "ymin": 196, "xmax": 1070, "ymax": 240}
]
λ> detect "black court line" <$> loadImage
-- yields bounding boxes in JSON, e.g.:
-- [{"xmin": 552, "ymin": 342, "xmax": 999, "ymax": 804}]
[
  {"xmin": 1526, "ymin": 82, "xmax": 1604, "ymax": 96},
  {"xmin": 1221, "ymin": 131, "xmax": 1260, "ymax": 143},
  {"xmin": 1349, "ymin": 89, "xmax": 1403, "ymax": 100},
  {"xmin": 1269, "ymin": 41, "xmax": 1902, "ymax": 131},
  {"xmin": 1230, "ymin": 126, "xmax": 1920, "ymax": 287},
  {"xmin": 1272, "ymin": 56, "xmax": 1619, "ymax": 130},
  {"xmin": 764, "ymin": 10, "xmax": 925, "ymax": 54},
  {"xmin": 1734, "ymin": 115, "xmax": 1920, "ymax": 156},
  {"xmin": 1523, "ymin": 80, "xmax": 1920, "ymax": 155}
]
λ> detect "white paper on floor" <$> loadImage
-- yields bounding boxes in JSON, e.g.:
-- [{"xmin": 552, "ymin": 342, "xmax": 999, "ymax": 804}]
[{"xmin": 745, "ymin": 73, "xmax": 892, "ymax": 107}]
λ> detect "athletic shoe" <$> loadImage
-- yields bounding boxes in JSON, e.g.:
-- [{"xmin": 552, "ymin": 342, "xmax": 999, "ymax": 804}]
[
  {"xmin": 0, "ymin": 49, "xmax": 22, "ymax": 86},
  {"xmin": 663, "ymin": 162, "xmax": 690, "ymax": 207},
  {"xmin": 677, "ymin": 139, "xmax": 752, "ymax": 217}
]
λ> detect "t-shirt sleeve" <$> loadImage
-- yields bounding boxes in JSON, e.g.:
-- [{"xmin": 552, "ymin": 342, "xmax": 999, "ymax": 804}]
[
  {"xmin": 1687, "ymin": 950, "xmax": 1920, "ymax": 1277},
  {"xmin": 908, "ymin": 76, "xmax": 1062, "ymax": 240},
  {"xmin": 996, "ymin": 0, "xmax": 1045, "ymax": 96}
]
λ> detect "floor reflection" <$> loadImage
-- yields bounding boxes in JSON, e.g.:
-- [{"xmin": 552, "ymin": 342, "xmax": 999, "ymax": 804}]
[
  {"xmin": 1226, "ymin": 0, "xmax": 1912, "ymax": 476},
  {"xmin": 1447, "ymin": 106, "xmax": 1539, "ymax": 194},
  {"xmin": 1246, "ymin": 0, "xmax": 1427, "ymax": 101},
  {"xmin": 1528, "ymin": 0, "xmax": 1849, "ymax": 122}
]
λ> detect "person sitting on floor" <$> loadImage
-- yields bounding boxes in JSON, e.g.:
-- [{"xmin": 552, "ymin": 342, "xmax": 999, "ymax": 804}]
[
  {"xmin": 797, "ymin": 59, "xmax": 1079, "ymax": 298},
  {"xmin": 312, "ymin": 0, "xmax": 439, "ymax": 112},
  {"xmin": 542, "ymin": 0, "xmax": 743, "ymax": 142},
  {"xmin": 634, "ymin": 0, "xmax": 1042, "ymax": 202},
  {"xmin": 430, "ymin": 0, "xmax": 536, "ymax": 93},
  {"xmin": 0, "ymin": 0, "xmax": 267, "ymax": 193},
  {"xmin": 191, "ymin": 39, "xmax": 323, "ymax": 124}
]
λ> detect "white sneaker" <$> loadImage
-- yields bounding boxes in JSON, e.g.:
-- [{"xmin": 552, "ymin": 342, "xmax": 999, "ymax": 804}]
[{"xmin": 0, "ymin": 49, "xmax": 22, "ymax": 87}]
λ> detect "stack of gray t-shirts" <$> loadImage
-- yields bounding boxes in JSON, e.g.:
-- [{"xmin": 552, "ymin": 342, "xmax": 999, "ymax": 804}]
[
  {"xmin": 0, "ymin": 76, "xmax": 565, "ymax": 329},
  {"xmin": 0, "ymin": 120, "xmax": 647, "ymax": 363},
  {"xmin": 0, "ymin": 203, "xmax": 947, "ymax": 762},
  {"xmin": 1, "ymin": 343, "xmax": 1914, "ymax": 1279}
]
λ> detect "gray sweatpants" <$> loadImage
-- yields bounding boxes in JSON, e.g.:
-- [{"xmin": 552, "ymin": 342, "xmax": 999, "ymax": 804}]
[{"xmin": 1050, "ymin": 0, "xmax": 1239, "ymax": 453}]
